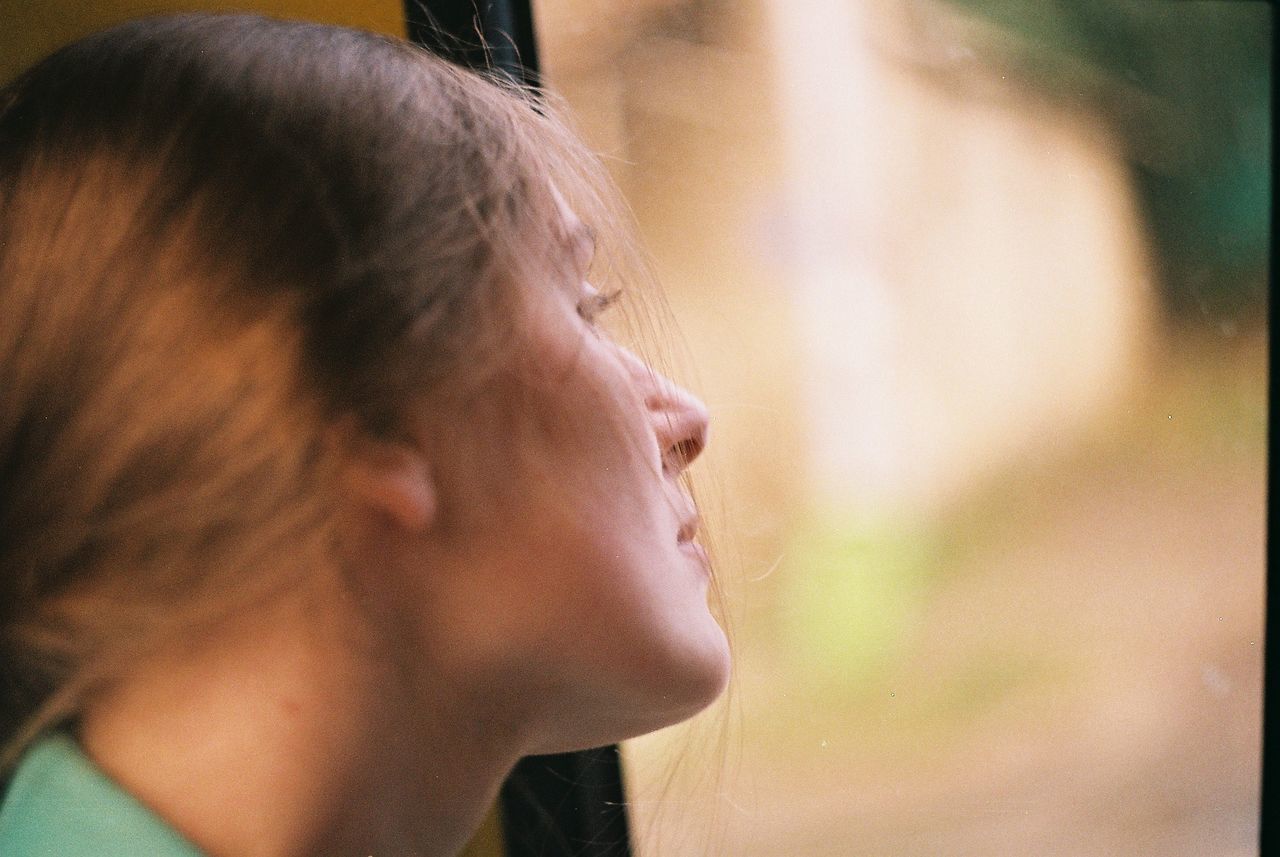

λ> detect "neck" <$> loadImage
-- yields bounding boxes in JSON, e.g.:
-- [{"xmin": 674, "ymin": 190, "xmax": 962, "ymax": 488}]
[{"xmin": 78, "ymin": 585, "xmax": 524, "ymax": 857}]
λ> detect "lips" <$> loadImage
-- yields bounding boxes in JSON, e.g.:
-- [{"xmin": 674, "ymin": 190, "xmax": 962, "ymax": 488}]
[
  {"xmin": 676, "ymin": 513, "xmax": 699, "ymax": 545},
  {"xmin": 676, "ymin": 508, "xmax": 707, "ymax": 573},
  {"xmin": 674, "ymin": 503, "xmax": 708, "ymax": 575}
]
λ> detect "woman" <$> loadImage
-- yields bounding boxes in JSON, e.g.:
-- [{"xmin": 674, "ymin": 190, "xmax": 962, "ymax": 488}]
[{"xmin": 0, "ymin": 13, "xmax": 730, "ymax": 856}]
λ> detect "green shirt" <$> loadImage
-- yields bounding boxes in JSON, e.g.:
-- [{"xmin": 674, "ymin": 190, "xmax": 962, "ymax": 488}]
[{"xmin": 0, "ymin": 733, "xmax": 204, "ymax": 856}]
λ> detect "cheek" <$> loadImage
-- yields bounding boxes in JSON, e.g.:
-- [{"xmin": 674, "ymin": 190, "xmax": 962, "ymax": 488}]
[{"xmin": 524, "ymin": 356, "xmax": 660, "ymax": 494}]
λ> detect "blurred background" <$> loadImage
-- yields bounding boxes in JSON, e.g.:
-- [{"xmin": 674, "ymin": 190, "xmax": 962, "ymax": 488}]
[
  {"xmin": 533, "ymin": 0, "xmax": 1269, "ymax": 854},
  {"xmin": 0, "ymin": 0, "xmax": 1266, "ymax": 853}
]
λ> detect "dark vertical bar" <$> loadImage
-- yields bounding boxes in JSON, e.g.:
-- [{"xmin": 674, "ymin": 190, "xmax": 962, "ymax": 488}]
[
  {"xmin": 1260, "ymin": 3, "xmax": 1277, "ymax": 848},
  {"xmin": 500, "ymin": 745, "xmax": 633, "ymax": 857},
  {"xmin": 404, "ymin": 0, "xmax": 540, "ymax": 87}
]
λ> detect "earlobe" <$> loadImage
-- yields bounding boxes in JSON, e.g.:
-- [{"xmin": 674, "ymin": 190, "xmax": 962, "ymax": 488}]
[{"xmin": 338, "ymin": 428, "xmax": 437, "ymax": 533}]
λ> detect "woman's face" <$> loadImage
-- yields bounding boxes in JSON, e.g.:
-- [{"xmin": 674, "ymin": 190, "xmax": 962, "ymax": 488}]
[{"xmin": 382, "ymin": 193, "xmax": 730, "ymax": 753}]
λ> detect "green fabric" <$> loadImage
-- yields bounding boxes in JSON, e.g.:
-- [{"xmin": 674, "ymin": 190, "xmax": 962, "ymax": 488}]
[{"xmin": 0, "ymin": 733, "xmax": 204, "ymax": 856}]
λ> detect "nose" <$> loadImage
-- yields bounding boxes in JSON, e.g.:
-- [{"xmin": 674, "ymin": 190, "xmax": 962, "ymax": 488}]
[
  {"xmin": 615, "ymin": 346, "xmax": 710, "ymax": 476},
  {"xmin": 647, "ymin": 374, "xmax": 710, "ymax": 477}
]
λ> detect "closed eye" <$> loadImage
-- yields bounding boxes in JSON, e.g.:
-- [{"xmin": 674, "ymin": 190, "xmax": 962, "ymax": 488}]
[{"xmin": 578, "ymin": 287, "xmax": 624, "ymax": 325}]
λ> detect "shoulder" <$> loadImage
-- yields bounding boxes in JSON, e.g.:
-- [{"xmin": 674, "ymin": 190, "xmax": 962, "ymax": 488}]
[{"xmin": 0, "ymin": 733, "xmax": 204, "ymax": 857}]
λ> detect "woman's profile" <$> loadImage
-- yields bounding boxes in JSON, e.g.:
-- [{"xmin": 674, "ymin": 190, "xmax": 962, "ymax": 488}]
[{"xmin": 0, "ymin": 13, "xmax": 730, "ymax": 856}]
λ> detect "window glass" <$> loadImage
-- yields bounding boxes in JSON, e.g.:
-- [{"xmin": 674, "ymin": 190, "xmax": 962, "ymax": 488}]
[{"xmin": 535, "ymin": 1, "xmax": 1269, "ymax": 854}]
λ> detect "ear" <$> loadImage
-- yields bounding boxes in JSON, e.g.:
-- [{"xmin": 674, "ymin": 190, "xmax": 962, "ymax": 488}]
[{"xmin": 338, "ymin": 428, "xmax": 437, "ymax": 533}]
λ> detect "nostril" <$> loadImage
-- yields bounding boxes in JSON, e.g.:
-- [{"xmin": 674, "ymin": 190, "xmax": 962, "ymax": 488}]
[
  {"xmin": 664, "ymin": 426, "xmax": 707, "ymax": 475},
  {"xmin": 673, "ymin": 437, "xmax": 703, "ymax": 468},
  {"xmin": 647, "ymin": 377, "xmax": 710, "ymax": 474}
]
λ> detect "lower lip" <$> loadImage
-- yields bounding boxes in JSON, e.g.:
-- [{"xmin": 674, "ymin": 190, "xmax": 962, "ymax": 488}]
[{"xmin": 679, "ymin": 541, "xmax": 710, "ymax": 576}]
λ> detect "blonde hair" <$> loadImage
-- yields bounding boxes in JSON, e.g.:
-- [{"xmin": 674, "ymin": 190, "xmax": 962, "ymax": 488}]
[{"xmin": 0, "ymin": 12, "xmax": 706, "ymax": 769}]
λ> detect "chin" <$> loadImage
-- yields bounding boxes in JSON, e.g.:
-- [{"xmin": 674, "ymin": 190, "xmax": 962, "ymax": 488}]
[
  {"xmin": 531, "ymin": 624, "xmax": 732, "ymax": 755},
  {"xmin": 663, "ymin": 625, "xmax": 733, "ymax": 721}
]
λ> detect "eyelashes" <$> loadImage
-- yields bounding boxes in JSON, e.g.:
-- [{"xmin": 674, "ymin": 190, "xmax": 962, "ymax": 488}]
[{"xmin": 577, "ymin": 287, "xmax": 624, "ymax": 325}]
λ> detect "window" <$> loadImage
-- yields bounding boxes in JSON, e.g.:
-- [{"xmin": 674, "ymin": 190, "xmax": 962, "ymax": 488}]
[{"xmin": 535, "ymin": 1, "xmax": 1270, "ymax": 853}]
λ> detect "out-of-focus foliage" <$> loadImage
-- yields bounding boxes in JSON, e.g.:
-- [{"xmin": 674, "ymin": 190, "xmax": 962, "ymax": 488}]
[
  {"xmin": 784, "ymin": 515, "xmax": 942, "ymax": 693},
  {"xmin": 942, "ymin": 0, "xmax": 1271, "ymax": 326}
]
